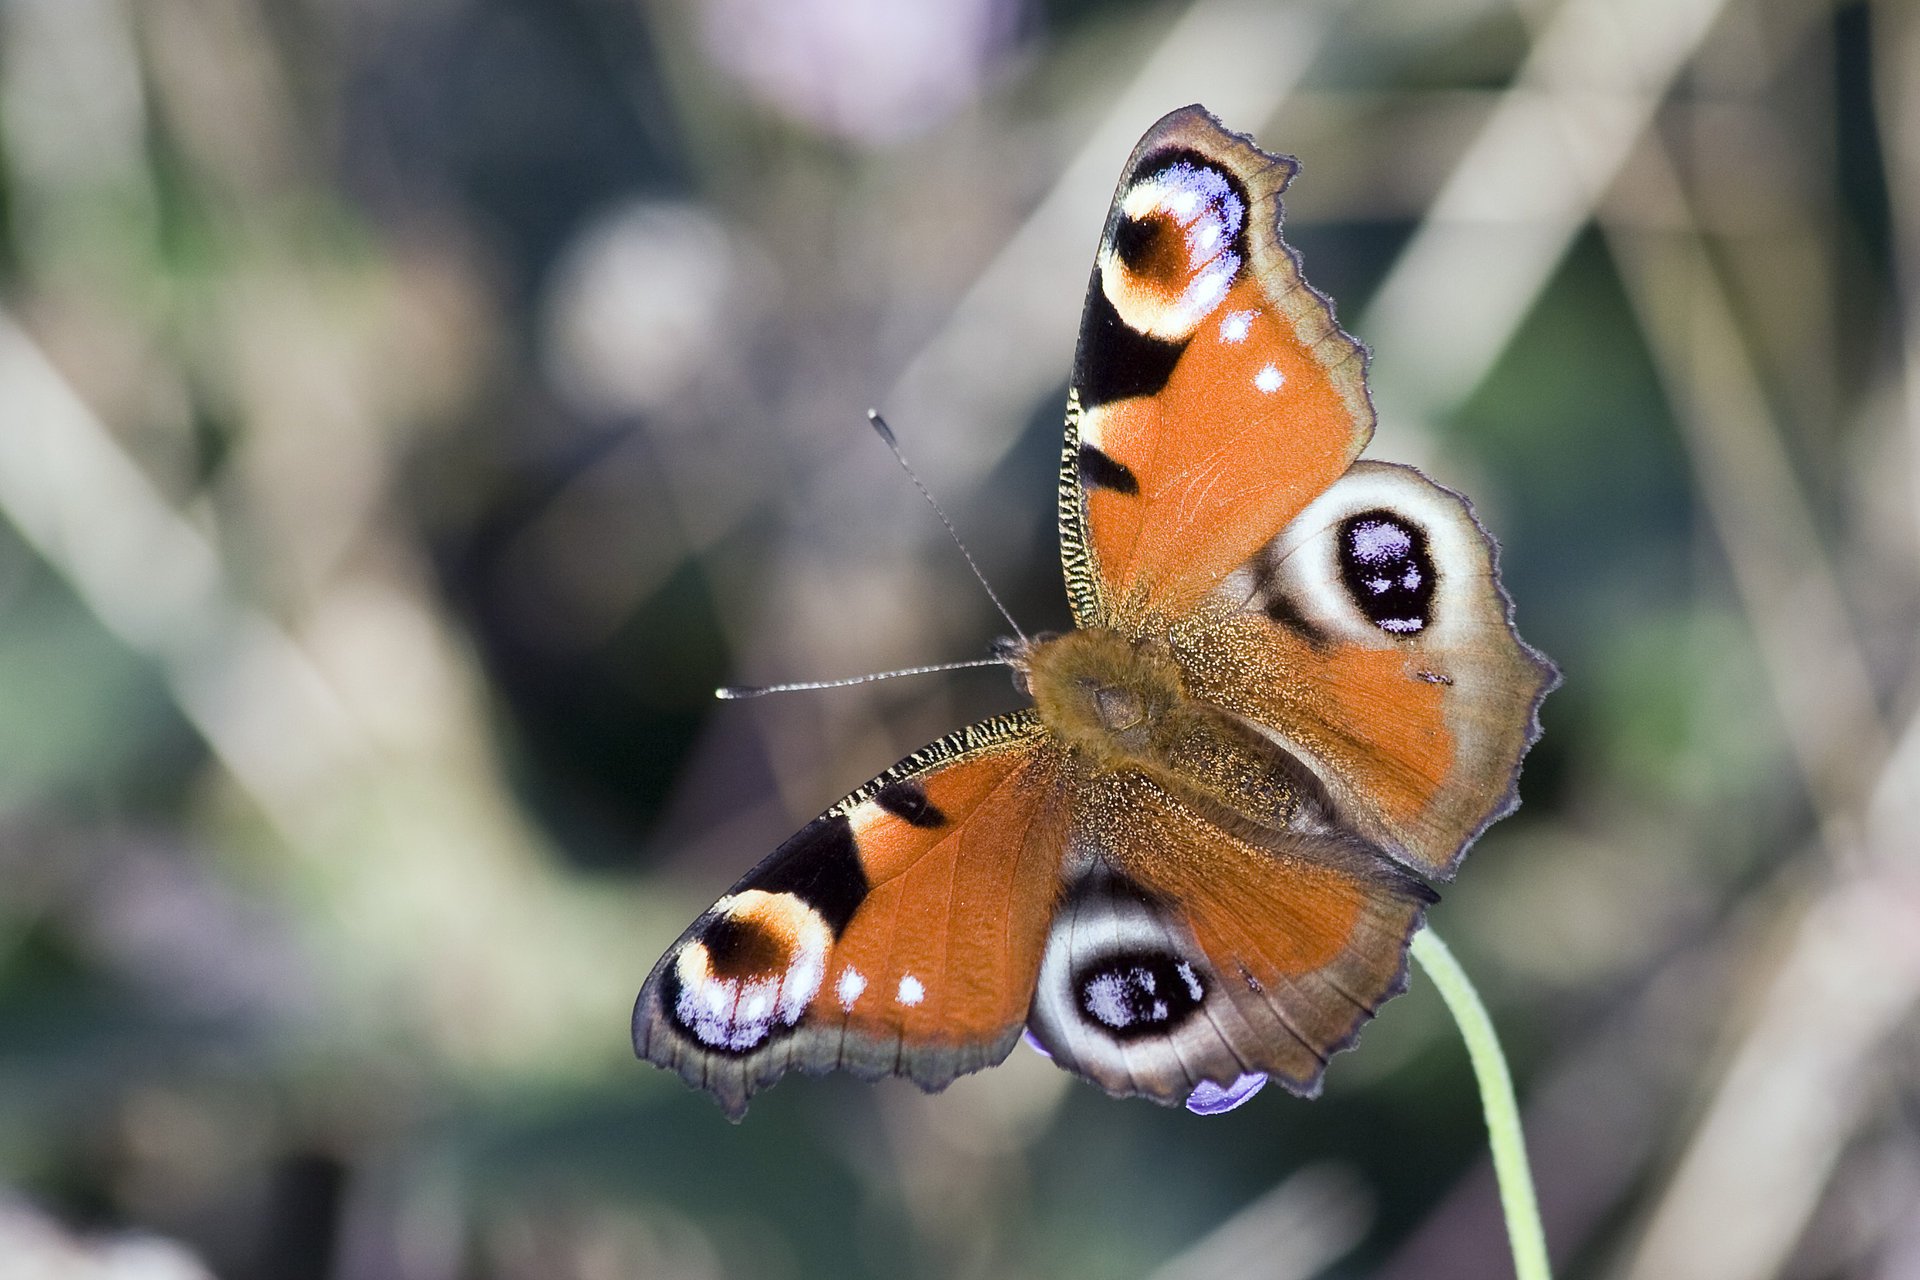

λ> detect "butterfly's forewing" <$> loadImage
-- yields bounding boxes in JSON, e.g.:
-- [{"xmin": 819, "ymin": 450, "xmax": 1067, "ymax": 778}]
[
  {"xmin": 1026, "ymin": 770, "xmax": 1433, "ymax": 1104},
  {"xmin": 634, "ymin": 712, "xmax": 1071, "ymax": 1119},
  {"xmin": 1061, "ymin": 106, "xmax": 1373, "ymax": 628},
  {"xmin": 1182, "ymin": 462, "xmax": 1557, "ymax": 878}
]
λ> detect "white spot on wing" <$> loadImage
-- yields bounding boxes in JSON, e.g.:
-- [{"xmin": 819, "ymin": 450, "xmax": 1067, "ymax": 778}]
[
  {"xmin": 837, "ymin": 966, "xmax": 866, "ymax": 1011},
  {"xmin": 1190, "ymin": 263, "xmax": 1234, "ymax": 316},
  {"xmin": 1254, "ymin": 364, "xmax": 1285, "ymax": 393},
  {"xmin": 897, "ymin": 974, "xmax": 925, "ymax": 1006},
  {"xmin": 1219, "ymin": 310, "xmax": 1255, "ymax": 343}
]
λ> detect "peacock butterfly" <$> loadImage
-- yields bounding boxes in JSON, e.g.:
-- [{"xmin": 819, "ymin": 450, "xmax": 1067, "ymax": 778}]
[{"xmin": 633, "ymin": 105, "xmax": 1556, "ymax": 1119}]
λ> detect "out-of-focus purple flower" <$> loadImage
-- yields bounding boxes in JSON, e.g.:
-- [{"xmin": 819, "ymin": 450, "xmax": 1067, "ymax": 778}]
[
  {"xmin": 697, "ymin": 0, "xmax": 1023, "ymax": 145},
  {"xmin": 1186, "ymin": 1073, "xmax": 1268, "ymax": 1116}
]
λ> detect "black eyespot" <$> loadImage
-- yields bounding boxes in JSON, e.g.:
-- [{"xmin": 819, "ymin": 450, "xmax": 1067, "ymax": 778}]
[
  {"xmin": 1133, "ymin": 148, "xmax": 1251, "ymax": 257},
  {"xmin": 1072, "ymin": 950, "xmax": 1206, "ymax": 1040},
  {"xmin": 1337, "ymin": 510, "xmax": 1436, "ymax": 636},
  {"xmin": 875, "ymin": 779, "xmax": 947, "ymax": 828}
]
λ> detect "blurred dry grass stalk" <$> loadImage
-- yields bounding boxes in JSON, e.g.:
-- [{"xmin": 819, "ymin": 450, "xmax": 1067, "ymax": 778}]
[{"xmin": 0, "ymin": 0, "xmax": 1916, "ymax": 1276}]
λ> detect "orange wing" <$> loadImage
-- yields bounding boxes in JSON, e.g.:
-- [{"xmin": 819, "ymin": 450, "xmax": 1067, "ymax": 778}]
[
  {"xmin": 1060, "ymin": 105, "xmax": 1372, "ymax": 628},
  {"xmin": 633, "ymin": 712, "xmax": 1071, "ymax": 1119},
  {"xmin": 1178, "ymin": 462, "xmax": 1558, "ymax": 878},
  {"xmin": 1025, "ymin": 769, "xmax": 1433, "ymax": 1107}
]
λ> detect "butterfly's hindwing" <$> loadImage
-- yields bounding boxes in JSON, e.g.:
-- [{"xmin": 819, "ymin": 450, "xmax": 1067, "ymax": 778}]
[
  {"xmin": 1026, "ymin": 771, "xmax": 1434, "ymax": 1106},
  {"xmin": 1193, "ymin": 462, "xmax": 1559, "ymax": 878}
]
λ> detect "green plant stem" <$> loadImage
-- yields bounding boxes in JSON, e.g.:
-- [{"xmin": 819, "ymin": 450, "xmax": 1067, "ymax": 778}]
[{"xmin": 1410, "ymin": 927, "xmax": 1552, "ymax": 1280}]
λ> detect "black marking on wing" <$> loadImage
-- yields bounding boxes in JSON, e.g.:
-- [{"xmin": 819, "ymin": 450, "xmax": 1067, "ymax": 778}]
[
  {"xmin": 1260, "ymin": 583, "xmax": 1334, "ymax": 649},
  {"xmin": 1105, "ymin": 870, "xmax": 1163, "ymax": 908},
  {"xmin": 1337, "ymin": 510, "xmax": 1437, "ymax": 636},
  {"xmin": 1139, "ymin": 146, "xmax": 1254, "ymax": 195},
  {"xmin": 746, "ymin": 815, "xmax": 869, "ymax": 935},
  {"xmin": 1078, "ymin": 443, "xmax": 1140, "ymax": 496},
  {"xmin": 1112, "ymin": 212, "xmax": 1163, "ymax": 273},
  {"xmin": 1073, "ymin": 949, "xmax": 1208, "ymax": 1041},
  {"xmin": 874, "ymin": 779, "xmax": 947, "ymax": 829},
  {"xmin": 1074, "ymin": 279, "xmax": 1187, "ymax": 407}
]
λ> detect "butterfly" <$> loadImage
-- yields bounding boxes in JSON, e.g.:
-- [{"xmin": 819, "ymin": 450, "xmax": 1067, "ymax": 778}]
[{"xmin": 633, "ymin": 105, "xmax": 1556, "ymax": 1120}]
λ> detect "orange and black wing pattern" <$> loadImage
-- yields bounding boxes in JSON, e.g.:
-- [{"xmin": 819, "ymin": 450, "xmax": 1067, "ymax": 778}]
[
  {"xmin": 1025, "ymin": 770, "xmax": 1434, "ymax": 1107},
  {"xmin": 633, "ymin": 713, "xmax": 1071, "ymax": 1119},
  {"xmin": 1060, "ymin": 105, "xmax": 1373, "ymax": 628},
  {"xmin": 1184, "ymin": 463, "xmax": 1557, "ymax": 877}
]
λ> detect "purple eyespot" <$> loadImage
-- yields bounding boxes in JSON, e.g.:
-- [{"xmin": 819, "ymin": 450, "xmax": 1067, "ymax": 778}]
[
  {"xmin": 1021, "ymin": 1028, "xmax": 1053, "ymax": 1060},
  {"xmin": 1185, "ymin": 1072, "xmax": 1268, "ymax": 1115}
]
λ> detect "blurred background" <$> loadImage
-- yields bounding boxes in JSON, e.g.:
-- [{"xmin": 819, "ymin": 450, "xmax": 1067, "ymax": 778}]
[{"xmin": 2, "ymin": 0, "xmax": 1918, "ymax": 1276}]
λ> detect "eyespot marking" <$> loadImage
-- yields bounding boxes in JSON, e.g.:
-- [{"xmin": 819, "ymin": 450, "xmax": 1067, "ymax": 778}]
[
  {"xmin": 874, "ymin": 779, "xmax": 947, "ymax": 828},
  {"xmin": 1337, "ymin": 510, "xmax": 1436, "ymax": 636},
  {"xmin": 1072, "ymin": 950, "xmax": 1206, "ymax": 1041},
  {"xmin": 664, "ymin": 890, "xmax": 830, "ymax": 1055},
  {"xmin": 1113, "ymin": 206, "xmax": 1183, "ymax": 281},
  {"xmin": 1098, "ymin": 150, "xmax": 1250, "ymax": 342}
]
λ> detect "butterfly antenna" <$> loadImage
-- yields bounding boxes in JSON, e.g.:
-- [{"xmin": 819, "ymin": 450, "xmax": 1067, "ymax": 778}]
[
  {"xmin": 867, "ymin": 409, "xmax": 1029, "ymax": 644},
  {"xmin": 718, "ymin": 657, "xmax": 1011, "ymax": 700}
]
